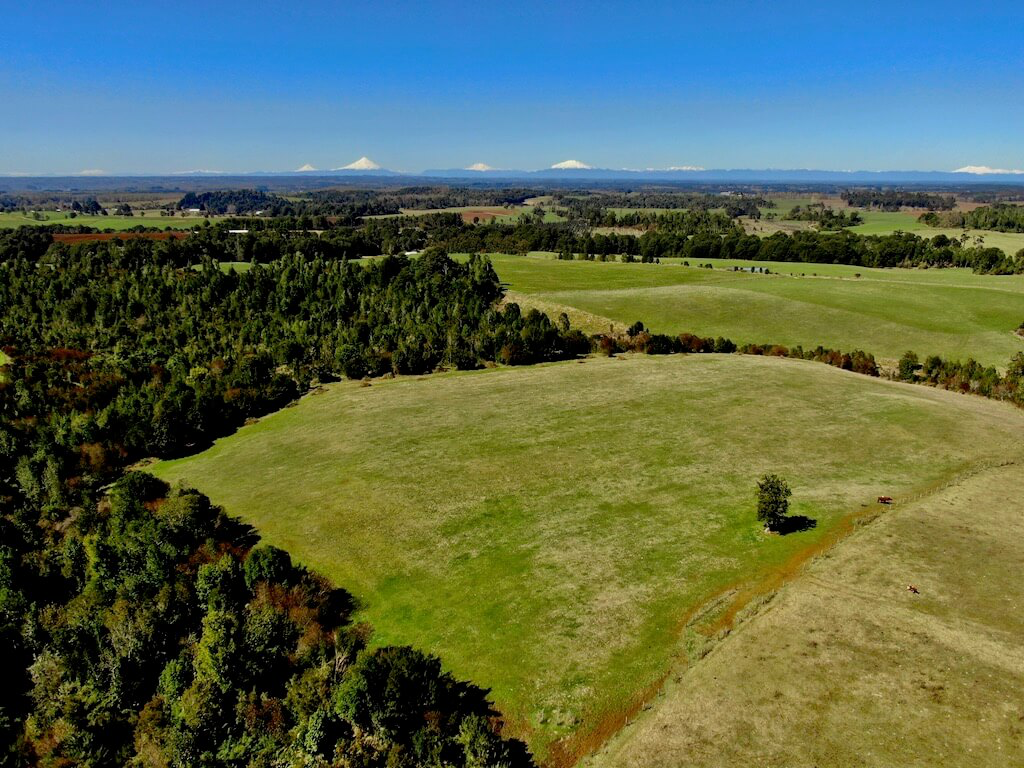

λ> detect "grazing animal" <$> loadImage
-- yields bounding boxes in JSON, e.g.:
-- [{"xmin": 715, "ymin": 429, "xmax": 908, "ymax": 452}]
[{"xmin": 907, "ymin": 584, "xmax": 920, "ymax": 594}]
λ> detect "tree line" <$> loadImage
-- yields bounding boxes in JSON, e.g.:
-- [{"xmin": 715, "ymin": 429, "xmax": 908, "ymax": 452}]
[
  {"xmin": 840, "ymin": 189, "xmax": 956, "ymax": 211},
  {"xmin": 176, "ymin": 187, "xmax": 540, "ymax": 218},
  {"xmin": 782, "ymin": 204, "xmax": 863, "ymax": 229}
]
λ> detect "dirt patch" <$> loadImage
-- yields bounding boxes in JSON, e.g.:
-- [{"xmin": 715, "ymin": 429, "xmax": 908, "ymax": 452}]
[
  {"xmin": 460, "ymin": 208, "xmax": 517, "ymax": 224},
  {"xmin": 52, "ymin": 232, "xmax": 190, "ymax": 244}
]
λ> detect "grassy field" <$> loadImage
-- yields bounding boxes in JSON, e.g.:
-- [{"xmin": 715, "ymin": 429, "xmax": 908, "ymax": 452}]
[
  {"xmin": 591, "ymin": 458, "xmax": 1024, "ymax": 768},
  {"xmin": 0, "ymin": 210, "xmax": 201, "ymax": 230},
  {"xmin": 149, "ymin": 355, "xmax": 1024, "ymax": 762},
  {"xmin": 487, "ymin": 254, "xmax": 1024, "ymax": 366}
]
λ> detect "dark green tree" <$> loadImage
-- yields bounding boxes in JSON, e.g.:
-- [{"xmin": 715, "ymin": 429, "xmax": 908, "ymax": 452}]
[
  {"xmin": 898, "ymin": 350, "xmax": 922, "ymax": 381},
  {"xmin": 756, "ymin": 474, "xmax": 792, "ymax": 531}
]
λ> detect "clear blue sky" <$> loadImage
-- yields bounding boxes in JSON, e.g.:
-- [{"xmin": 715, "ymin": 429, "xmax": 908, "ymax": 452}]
[{"xmin": 2, "ymin": 1, "xmax": 1023, "ymax": 174}]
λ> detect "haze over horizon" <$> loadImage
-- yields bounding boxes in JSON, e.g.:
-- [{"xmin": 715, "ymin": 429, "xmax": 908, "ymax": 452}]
[{"xmin": 2, "ymin": 0, "xmax": 1023, "ymax": 175}]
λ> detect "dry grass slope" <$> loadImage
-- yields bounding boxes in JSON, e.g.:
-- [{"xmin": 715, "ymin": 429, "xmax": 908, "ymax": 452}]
[{"xmin": 591, "ymin": 460, "xmax": 1024, "ymax": 768}]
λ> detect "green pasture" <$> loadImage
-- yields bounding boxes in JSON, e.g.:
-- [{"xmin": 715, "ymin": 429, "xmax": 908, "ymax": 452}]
[
  {"xmin": 0, "ymin": 210, "xmax": 202, "ymax": 230},
  {"xmin": 486, "ymin": 254, "xmax": 1024, "ymax": 366},
  {"xmin": 150, "ymin": 354, "xmax": 1024, "ymax": 761}
]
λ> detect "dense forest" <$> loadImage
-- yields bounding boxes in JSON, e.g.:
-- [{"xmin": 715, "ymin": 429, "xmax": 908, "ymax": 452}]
[{"xmin": 920, "ymin": 203, "xmax": 1024, "ymax": 233}]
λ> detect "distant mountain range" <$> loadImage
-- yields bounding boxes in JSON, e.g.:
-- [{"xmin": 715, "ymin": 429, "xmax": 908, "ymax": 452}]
[
  {"xmin": 5, "ymin": 158, "xmax": 1024, "ymax": 187},
  {"xmin": 168, "ymin": 159, "xmax": 1024, "ymax": 183},
  {"xmin": 418, "ymin": 166, "xmax": 1024, "ymax": 183}
]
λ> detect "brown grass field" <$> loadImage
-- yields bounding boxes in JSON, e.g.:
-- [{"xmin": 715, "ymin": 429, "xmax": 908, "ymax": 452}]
[{"xmin": 590, "ymin": 460, "xmax": 1024, "ymax": 768}]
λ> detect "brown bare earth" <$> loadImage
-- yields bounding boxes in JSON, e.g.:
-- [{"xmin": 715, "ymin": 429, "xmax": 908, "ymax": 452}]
[
  {"xmin": 52, "ymin": 232, "xmax": 189, "ymax": 244},
  {"xmin": 458, "ymin": 208, "xmax": 516, "ymax": 223},
  {"xmin": 589, "ymin": 460, "xmax": 1024, "ymax": 768}
]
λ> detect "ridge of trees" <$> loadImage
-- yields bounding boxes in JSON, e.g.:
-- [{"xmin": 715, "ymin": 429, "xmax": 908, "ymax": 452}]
[{"xmin": 598, "ymin": 324, "xmax": 1024, "ymax": 407}]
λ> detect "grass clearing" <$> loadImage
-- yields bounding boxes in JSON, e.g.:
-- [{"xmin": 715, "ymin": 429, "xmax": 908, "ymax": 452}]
[
  {"xmin": 149, "ymin": 355, "xmax": 1024, "ymax": 762},
  {"xmin": 591, "ymin": 458, "xmax": 1024, "ymax": 768},
  {"xmin": 486, "ymin": 254, "xmax": 1024, "ymax": 366},
  {"xmin": 0, "ymin": 210, "xmax": 202, "ymax": 230}
]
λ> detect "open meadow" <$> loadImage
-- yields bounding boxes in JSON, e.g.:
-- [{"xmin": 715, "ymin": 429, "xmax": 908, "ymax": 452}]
[
  {"xmin": 150, "ymin": 354, "xmax": 1024, "ymax": 763},
  {"xmin": 0, "ymin": 210, "xmax": 202, "ymax": 230},
  {"xmin": 486, "ymin": 254, "xmax": 1024, "ymax": 367}
]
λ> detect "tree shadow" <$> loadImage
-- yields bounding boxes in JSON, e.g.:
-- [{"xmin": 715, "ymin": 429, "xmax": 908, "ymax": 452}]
[
  {"xmin": 219, "ymin": 516, "xmax": 262, "ymax": 550},
  {"xmin": 772, "ymin": 515, "xmax": 818, "ymax": 535}
]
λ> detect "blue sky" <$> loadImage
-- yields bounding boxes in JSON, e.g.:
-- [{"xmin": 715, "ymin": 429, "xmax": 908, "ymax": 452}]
[{"xmin": 1, "ymin": 1, "xmax": 1023, "ymax": 174}]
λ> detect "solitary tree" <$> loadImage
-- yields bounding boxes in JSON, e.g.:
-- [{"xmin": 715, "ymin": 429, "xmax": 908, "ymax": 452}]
[
  {"xmin": 756, "ymin": 474, "xmax": 792, "ymax": 531},
  {"xmin": 898, "ymin": 351, "xmax": 921, "ymax": 382}
]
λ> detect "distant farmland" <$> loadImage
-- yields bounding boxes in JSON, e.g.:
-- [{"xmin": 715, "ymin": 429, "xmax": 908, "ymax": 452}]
[
  {"xmin": 0, "ymin": 210, "xmax": 201, "ymax": 230},
  {"xmin": 486, "ymin": 254, "xmax": 1024, "ymax": 367},
  {"xmin": 150, "ymin": 354, "xmax": 1024, "ymax": 763}
]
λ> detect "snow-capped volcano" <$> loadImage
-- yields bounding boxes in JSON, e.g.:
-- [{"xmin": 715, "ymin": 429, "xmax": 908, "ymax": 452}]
[
  {"xmin": 550, "ymin": 159, "xmax": 592, "ymax": 170},
  {"xmin": 955, "ymin": 165, "xmax": 1024, "ymax": 175},
  {"xmin": 465, "ymin": 163, "xmax": 495, "ymax": 171},
  {"xmin": 295, "ymin": 163, "xmax": 317, "ymax": 172},
  {"xmin": 335, "ymin": 156, "xmax": 382, "ymax": 171}
]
